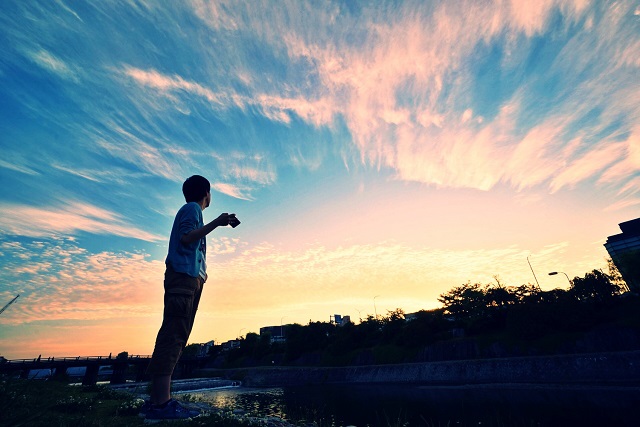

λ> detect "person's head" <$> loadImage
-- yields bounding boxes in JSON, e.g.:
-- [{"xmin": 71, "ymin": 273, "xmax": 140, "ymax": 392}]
[{"xmin": 182, "ymin": 175, "xmax": 211, "ymax": 206}]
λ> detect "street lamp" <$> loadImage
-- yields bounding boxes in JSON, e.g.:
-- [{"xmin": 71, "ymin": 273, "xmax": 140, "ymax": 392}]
[
  {"xmin": 549, "ymin": 271, "xmax": 571, "ymax": 286},
  {"xmin": 527, "ymin": 255, "xmax": 542, "ymax": 291},
  {"xmin": 238, "ymin": 328, "xmax": 245, "ymax": 340},
  {"xmin": 373, "ymin": 295, "xmax": 380, "ymax": 319}
]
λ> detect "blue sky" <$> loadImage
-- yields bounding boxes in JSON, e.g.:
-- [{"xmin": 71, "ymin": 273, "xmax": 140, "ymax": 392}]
[{"xmin": 0, "ymin": 0, "xmax": 638, "ymax": 358}]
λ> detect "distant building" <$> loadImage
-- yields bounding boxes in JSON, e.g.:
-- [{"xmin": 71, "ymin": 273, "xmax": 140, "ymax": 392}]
[
  {"xmin": 605, "ymin": 217, "xmax": 640, "ymax": 293},
  {"xmin": 221, "ymin": 339, "xmax": 240, "ymax": 351},
  {"xmin": 260, "ymin": 325, "xmax": 287, "ymax": 344},
  {"xmin": 199, "ymin": 340, "xmax": 215, "ymax": 356},
  {"xmin": 260, "ymin": 325, "xmax": 284, "ymax": 336},
  {"xmin": 330, "ymin": 314, "xmax": 351, "ymax": 326}
]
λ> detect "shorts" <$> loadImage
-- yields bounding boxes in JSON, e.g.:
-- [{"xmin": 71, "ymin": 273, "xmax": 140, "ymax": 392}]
[{"xmin": 146, "ymin": 264, "xmax": 204, "ymax": 376}]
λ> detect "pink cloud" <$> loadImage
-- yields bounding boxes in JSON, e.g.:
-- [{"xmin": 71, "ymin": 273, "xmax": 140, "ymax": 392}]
[
  {"xmin": 0, "ymin": 241, "xmax": 166, "ymax": 325},
  {"xmin": 211, "ymin": 182, "xmax": 253, "ymax": 200},
  {"xmin": 125, "ymin": 66, "xmax": 336, "ymax": 131},
  {"xmin": 550, "ymin": 142, "xmax": 625, "ymax": 192},
  {"xmin": 604, "ymin": 197, "xmax": 640, "ymax": 212},
  {"xmin": 0, "ymin": 202, "xmax": 163, "ymax": 241},
  {"xmin": 274, "ymin": 0, "xmax": 632, "ymax": 200},
  {"xmin": 599, "ymin": 128, "xmax": 640, "ymax": 185},
  {"xmin": 227, "ymin": 165, "xmax": 276, "ymax": 184},
  {"xmin": 256, "ymin": 94, "xmax": 336, "ymax": 127},
  {"xmin": 184, "ymin": 1, "xmax": 632, "ymax": 199},
  {"xmin": 124, "ymin": 67, "xmax": 223, "ymax": 105}
]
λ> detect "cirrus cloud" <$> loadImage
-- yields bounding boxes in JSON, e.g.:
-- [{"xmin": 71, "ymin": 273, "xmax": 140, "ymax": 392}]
[{"xmin": 0, "ymin": 202, "xmax": 163, "ymax": 242}]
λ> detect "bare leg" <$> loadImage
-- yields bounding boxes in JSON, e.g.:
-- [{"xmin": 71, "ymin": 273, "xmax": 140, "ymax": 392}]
[{"xmin": 150, "ymin": 374, "xmax": 172, "ymax": 405}]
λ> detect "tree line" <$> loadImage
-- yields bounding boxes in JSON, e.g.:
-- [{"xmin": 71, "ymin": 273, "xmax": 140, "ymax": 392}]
[{"xmin": 205, "ymin": 259, "xmax": 637, "ymax": 367}]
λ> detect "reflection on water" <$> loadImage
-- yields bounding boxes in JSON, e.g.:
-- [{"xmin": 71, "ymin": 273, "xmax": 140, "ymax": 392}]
[
  {"xmin": 188, "ymin": 387, "xmax": 287, "ymax": 419},
  {"xmin": 185, "ymin": 383, "xmax": 640, "ymax": 426}
]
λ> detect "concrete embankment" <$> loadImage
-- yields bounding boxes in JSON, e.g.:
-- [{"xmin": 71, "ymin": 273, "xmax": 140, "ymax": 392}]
[{"xmin": 201, "ymin": 351, "xmax": 640, "ymax": 387}]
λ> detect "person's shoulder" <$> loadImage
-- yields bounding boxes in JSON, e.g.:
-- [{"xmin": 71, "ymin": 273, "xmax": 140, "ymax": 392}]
[{"xmin": 177, "ymin": 202, "xmax": 201, "ymax": 216}]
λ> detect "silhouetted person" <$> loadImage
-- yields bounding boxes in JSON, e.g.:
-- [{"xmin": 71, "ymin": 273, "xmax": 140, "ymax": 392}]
[{"xmin": 144, "ymin": 175, "xmax": 239, "ymax": 421}]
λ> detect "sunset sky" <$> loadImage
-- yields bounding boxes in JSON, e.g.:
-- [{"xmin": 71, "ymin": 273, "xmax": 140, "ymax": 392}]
[{"xmin": 1, "ymin": 0, "xmax": 638, "ymax": 359}]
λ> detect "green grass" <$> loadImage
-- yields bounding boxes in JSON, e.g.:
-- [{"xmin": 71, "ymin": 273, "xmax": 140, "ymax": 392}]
[
  {"xmin": 0, "ymin": 377, "xmax": 287, "ymax": 427},
  {"xmin": 0, "ymin": 378, "xmax": 144, "ymax": 426}
]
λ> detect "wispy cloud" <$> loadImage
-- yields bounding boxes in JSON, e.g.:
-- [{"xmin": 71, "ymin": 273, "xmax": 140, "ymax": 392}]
[
  {"xmin": 124, "ymin": 67, "xmax": 225, "ymax": 106},
  {"xmin": 550, "ymin": 142, "xmax": 625, "ymax": 193},
  {"xmin": 211, "ymin": 183, "xmax": 253, "ymax": 200},
  {"xmin": 604, "ymin": 197, "xmax": 640, "ymax": 212},
  {"xmin": 117, "ymin": 1, "xmax": 639, "ymax": 202},
  {"xmin": 25, "ymin": 48, "xmax": 79, "ymax": 82},
  {"xmin": 0, "ymin": 236, "xmax": 165, "ymax": 324},
  {"xmin": 123, "ymin": 66, "xmax": 335, "ymax": 128},
  {"xmin": 227, "ymin": 164, "xmax": 276, "ymax": 185},
  {"xmin": 187, "ymin": 0, "xmax": 638, "ymax": 197},
  {"xmin": 51, "ymin": 163, "xmax": 153, "ymax": 185},
  {"xmin": 599, "ymin": 128, "xmax": 640, "ymax": 186},
  {"xmin": 92, "ymin": 123, "xmax": 180, "ymax": 181},
  {"xmin": 0, "ymin": 202, "xmax": 163, "ymax": 241},
  {"xmin": 0, "ymin": 159, "xmax": 39, "ymax": 176},
  {"xmin": 1, "ymin": 236, "xmax": 247, "ymax": 323}
]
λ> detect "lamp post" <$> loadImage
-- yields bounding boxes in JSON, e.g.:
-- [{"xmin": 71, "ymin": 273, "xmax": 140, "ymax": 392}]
[
  {"xmin": 374, "ymin": 295, "xmax": 380, "ymax": 319},
  {"xmin": 549, "ymin": 271, "xmax": 571, "ymax": 286},
  {"xmin": 527, "ymin": 255, "xmax": 542, "ymax": 291},
  {"xmin": 238, "ymin": 328, "xmax": 245, "ymax": 340}
]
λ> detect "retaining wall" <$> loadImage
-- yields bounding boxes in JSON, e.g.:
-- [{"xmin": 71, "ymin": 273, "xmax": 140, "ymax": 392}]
[{"xmin": 204, "ymin": 351, "xmax": 640, "ymax": 387}]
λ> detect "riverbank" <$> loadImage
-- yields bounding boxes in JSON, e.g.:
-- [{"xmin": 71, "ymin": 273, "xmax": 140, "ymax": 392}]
[
  {"xmin": 4, "ymin": 351, "xmax": 638, "ymax": 426},
  {"xmin": 198, "ymin": 350, "xmax": 640, "ymax": 387},
  {"xmin": 0, "ymin": 377, "xmax": 305, "ymax": 427}
]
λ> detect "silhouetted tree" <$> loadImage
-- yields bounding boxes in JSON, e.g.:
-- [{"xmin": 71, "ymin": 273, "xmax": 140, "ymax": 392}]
[
  {"xmin": 570, "ymin": 269, "xmax": 621, "ymax": 302},
  {"xmin": 438, "ymin": 282, "xmax": 486, "ymax": 319},
  {"xmin": 609, "ymin": 250, "xmax": 640, "ymax": 292},
  {"xmin": 284, "ymin": 321, "xmax": 334, "ymax": 362},
  {"xmin": 350, "ymin": 315, "xmax": 382, "ymax": 348},
  {"xmin": 380, "ymin": 308, "xmax": 406, "ymax": 344},
  {"xmin": 513, "ymin": 283, "xmax": 542, "ymax": 303},
  {"xmin": 398, "ymin": 309, "xmax": 448, "ymax": 347},
  {"xmin": 485, "ymin": 285, "xmax": 518, "ymax": 307},
  {"xmin": 182, "ymin": 343, "xmax": 201, "ymax": 357},
  {"xmin": 607, "ymin": 257, "xmax": 630, "ymax": 293},
  {"xmin": 540, "ymin": 288, "xmax": 571, "ymax": 304}
]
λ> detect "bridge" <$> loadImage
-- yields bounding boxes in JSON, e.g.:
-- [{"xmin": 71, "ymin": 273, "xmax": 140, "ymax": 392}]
[{"xmin": 0, "ymin": 354, "xmax": 208, "ymax": 385}]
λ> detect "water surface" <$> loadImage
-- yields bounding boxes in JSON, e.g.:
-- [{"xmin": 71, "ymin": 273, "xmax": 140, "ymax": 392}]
[{"xmin": 183, "ymin": 383, "xmax": 640, "ymax": 426}]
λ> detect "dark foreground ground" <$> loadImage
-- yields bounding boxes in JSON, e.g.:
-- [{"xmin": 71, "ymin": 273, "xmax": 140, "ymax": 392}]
[{"xmin": 0, "ymin": 378, "xmax": 301, "ymax": 427}]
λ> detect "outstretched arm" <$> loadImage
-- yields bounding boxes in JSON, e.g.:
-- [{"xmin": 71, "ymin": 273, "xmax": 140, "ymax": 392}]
[{"xmin": 180, "ymin": 213, "xmax": 237, "ymax": 245}]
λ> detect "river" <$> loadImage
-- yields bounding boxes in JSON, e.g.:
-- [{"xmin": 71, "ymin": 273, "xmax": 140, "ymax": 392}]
[{"xmin": 179, "ymin": 382, "xmax": 640, "ymax": 426}]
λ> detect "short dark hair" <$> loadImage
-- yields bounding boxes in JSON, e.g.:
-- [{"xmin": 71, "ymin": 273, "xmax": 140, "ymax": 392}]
[{"xmin": 182, "ymin": 175, "xmax": 210, "ymax": 203}]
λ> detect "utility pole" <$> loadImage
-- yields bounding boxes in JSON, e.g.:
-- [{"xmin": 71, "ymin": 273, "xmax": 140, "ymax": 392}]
[{"xmin": 0, "ymin": 294, "xmax": 19, "ymax": 315}]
